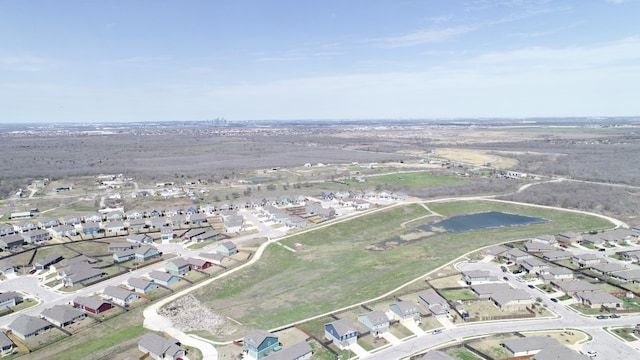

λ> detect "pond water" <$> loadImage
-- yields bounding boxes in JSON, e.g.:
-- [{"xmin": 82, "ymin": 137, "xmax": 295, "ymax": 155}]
[
  {"xmin": 421, "ymin": 211, "xmax": 547, "ymax": 233},
  {"xmin": 244, "ymin": 176, "xmax": 276, "ymax": 183}
]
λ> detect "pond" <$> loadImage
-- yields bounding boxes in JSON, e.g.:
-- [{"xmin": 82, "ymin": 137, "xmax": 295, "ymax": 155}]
[
  {"xmin": 420, "ymin": 211, "xmax": 547, "ymax": 233},
  {"xmin": 244, "ymin": 176, "xmax": 276, "ymax": 183}
]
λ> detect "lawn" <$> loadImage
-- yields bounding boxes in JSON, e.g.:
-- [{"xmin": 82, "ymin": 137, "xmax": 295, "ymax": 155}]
[
  {"xmin": 348, "ymin": 171, "xmax": 466, "ymax": 189},
  {"xmin": 447, "ymin": 347, "xmax": 484, "ymax": 360},
  {"xmin": 439, "ymin": 289, "xmax": 478, "ymax": 301},
  {"xmin": 190, "ymin": 200, "xmax": 613, "ymax": 333},
  {"xmin": 610, "ymin": 327, "xmax": 638, "ymax": 342}
]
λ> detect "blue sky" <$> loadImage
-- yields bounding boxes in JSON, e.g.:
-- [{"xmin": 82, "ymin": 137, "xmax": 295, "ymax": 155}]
[{"xmin": 1, "ymin": 0, "xmax": 639, "ymax": 123}]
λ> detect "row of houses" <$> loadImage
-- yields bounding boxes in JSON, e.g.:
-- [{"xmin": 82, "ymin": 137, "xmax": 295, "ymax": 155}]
[{"xmin": 320, "ymin": 190, "xmax": 408, "ymax": 201}]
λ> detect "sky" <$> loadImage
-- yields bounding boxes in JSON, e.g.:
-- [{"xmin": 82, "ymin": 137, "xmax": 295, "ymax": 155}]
[{"xmin": 1, "ymin": 0, "xmax": 639, "ymax": 123}]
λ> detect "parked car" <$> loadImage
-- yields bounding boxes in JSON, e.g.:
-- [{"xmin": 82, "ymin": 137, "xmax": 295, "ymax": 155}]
[
  {"xmin": 596, "ymin": 315, "xmax": 608, "ymax": 319},
  {"xmin": 500, "ymin": 266, "xmax": 508, "ymax": 272},
  {"xmin": 598, "ymin": 248, "xmax": 606, "ymax": 252},
  {"xmin": 550, "ymin": 298, "xmax": 558, "ymax": 303},
  {"xmin": 513, "ymin": 269, "xmax": 523, "ymax": 274},
  {"xmin": 503, "ymin": 276, "xmax": 509, "ymax": 281},
  {"xmin": 528, "ymin": 284, "xmax": 535, "ymax": 289},
  {"xmin": 609, "ymin": 314, "xmax": 620, "ymax": 318},
  {"xmin": 432, "ymin": 329, "xmax": 442, "ymax": 335},
  {"xmin": 586, "ymin": 350, "xmax": 597, "ymax": 357}
]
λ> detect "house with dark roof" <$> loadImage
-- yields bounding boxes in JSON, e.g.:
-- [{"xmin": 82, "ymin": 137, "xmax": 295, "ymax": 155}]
[
  {"xmin": 165, "ymin": 258, "xmax": 190, "ymax": 276},
  {"xmin": 243, "ymin": 329, "xmax": 280, "ymax": 360},
  {"xmin": 0, "ymin": 292, "xmax": 22, "ymax": 310},
  {"xmin": 8, "ymin": 315, "xmax": 52, "ymax": 340},
  {"xmin": 33, "ymin": 253, "xmax": 63, "ymax": 270},
  {"xmin": 389, "ymin": 301, "xmax": 420, "ymax": 322},
  {"xmin": 102, "ymin": 286, "xmax": 139, "ymax": 306},
  {"xmin": 128, "ymin": 277, "xmax": 159, "ymax": 294},
  {"xmin": 182, "ymin": 228, "xmax": 205, "ymax": 241},
  {"xmin": 358, "ymin": 310, "xmax": 390, "ymax": 337},
  {"xmin": 149, "ymin": 270, "xmax": 179, "ymax": 286},
  {"xmin": 73, "ymin": 296, "xmax": 114, "ymax": 314},
  {"xmin": 215, "ymin": 241, "xmax": 238, "ymax": 256},
  {"xmin": 325, "ymin": 318, "xmax": 358, "ymax": 349},
  {"xmin": 0, "ymin": 234, "xmax": 23, "ymax": 250},
  {"xmin": 138, "ymin": 333, "xmax": 186, "ymax": 360},
  {"xmin": 41, "ymin": 305, "xmax": 86, "ymax": 327}
]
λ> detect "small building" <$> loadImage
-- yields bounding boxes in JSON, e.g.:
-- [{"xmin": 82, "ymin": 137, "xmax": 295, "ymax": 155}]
[
  {"xmin": 73, "ymin": 296, "xmax": 114, "ymax": 314},
  {"xmin": 0, "ymin": 234, "xmax": 24, "ymax": 250},
  {"xmin": 149, "ymin": 270, "xmax": 179, "ymax": 286},
  {"xmin": 224, "ymin": 216, "xmax": 244, "ymax": 233},
  {"xmin": 191, "ymin": 230, "xmax": 219, "ymax": 243},
  {"xmin": 63, "ymin": 267, "xmax": 105, "ymax": 287},
  {"xmin": 37, "ymin": 218, "xmax": 59, "ymax": 229},
  {"xmin": 187, "ymin": 257, "xmax": 212, "ymax": 270},
  {"xmin": 551, "ymin": 279, "xmax": 600, "ymax": 295},
  {"xmin": 501, "ymin": 336, "xmax": 561, "ymax": 357},
  {"xmin": 589, "ymin": 262, "xmax": 627, "ymax": 275},
  {"xmin": 389, "ymin": 301, "xmax": 421, "ymax": 322},
  {"xmin": 62, "ymin": 215, "xmax": 82, "ymax": 226},
  {"xmin": 502, "ymin": 248, "xmax": 532, "ymax": 263},
  {"xmin": 113, "ymin": 246, "xmax": 161, "ymax": 263},
  {"xmin": 161, "ymin": 227, "xmax": 174, "ymax": 241},
  {"xmin": 41, "ymin": 305, "xmax": 86, "ymax": 327},
  {"xmin": 128, "ymin": 217, "xmax": 147, "ymax": 231},
  {"xmin": 532, "ymin": 234, "xmax": 557, "ymax": 245},
  {"xmin": 243, "ymin": 329, "xmax": 280, "ymax": 360},
  {"xmin": 0, "ymin": 223, "xmax": 16, "ymax": 237},
  {"xmin": 104, "ymin": 220, "xmax": 126, "ymax": 233},
  {"xmin": 540, "ymin": 267, "xmax": 575, "ymax": 282},
  {"xmin": 571, "ymin": 254, "xmax": 601, "ymax": 268},
  {"xmin": 556, "ymin": 232, "xmax": 582, "ymax": 245},
  {"xmin": 81, "ymin": 223, "xmax": 101, "ymax": 235},
  {"xmin": 22, "ymin": 229, "xmax": 50, "ymax": 244},
  {"xmin": 126, "ymin": 234, "xmax": 154, "ymax": 244},
  {"xmin": 0, "ymin": 292, "xmax": 22, "ymax": 310},
  {"xmin": 50, "ymin": 224, "xmax": 77, "ymax": 238},
  {"xmin": 324, "ymin": 318, "xmax": 358, "ymax": 349},
  {"xmin": 189, "ymin": 213, "xmax": 207, "ymax": 224},
  {"xmin": 0, "ymin": 332, "xmax": 14, "ymax": 355},
  {"xmin": 542, "ymin": 250, "xmax": 572, "ymax": 261},
  {"xmin": 520, "ymin": 258, "xmax": 549, "ymax": 275},
  {"xmin": 490, "ymin": 289, "xmax": 533, "ymax": 311},
  {"xmin": 102, "ymin": 286, "xmax": 139, "ymax": 307},
  {"xmin": 262, "ymin": 341, "xmax": 312, "ymax": 360},
  {"xmin": 7, "ymin": 315, "xmax": 52, "ymax": 340},
  {"xmin": 199, "ymin": 252, "xmax": 225, "ymax": 265},
  {"xmin": 127, "ymin": 277, "xmax": 159, "ymax": 294},
  {"xmin": 471, "ymin": 283, "xmax": 512, "ymax": 298},
  {"xmin": 182, "ymin": 228, "xmax": 205, "ymax": 241},
  {"xmin": 418, "ymin": 289, "xmax": 450, "ymax": 317},
  {"xmin": 215, "ymin": 241, "xmax": 238, "ymax": 256},
  {"xmin": 574, "ymin": 291, "xmax": 622, "ymax": 309},
  {"xmin": 165, "ymin": 258, "xmax": 190, "ymax": 276},
  {"xmin": 108, "ymin": 242, "xmax": 140, "ymax": 252},
  {"xmin": 358, "ymin": 310, "xmax": 390, "ymax": 337},
  {"xmin": 461, "ymin": 270, "xmax": 493, "ymax": 285},
  {"xmin": 33, "ymin": 253, "xmax": 64, "ymax": 270},
  {"xmin": 138, "ymin": 333, "xmax": 186, "ymax": 360}
]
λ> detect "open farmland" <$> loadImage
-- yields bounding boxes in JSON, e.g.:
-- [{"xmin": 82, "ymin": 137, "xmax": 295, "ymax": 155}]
[{"xmin": 190, "ymin": 200, "xmax": 612, "ymax": 335}]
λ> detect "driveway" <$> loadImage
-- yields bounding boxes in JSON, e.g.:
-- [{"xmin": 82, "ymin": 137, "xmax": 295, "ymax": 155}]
[
  {"xmin": 347, "ymin": 342, "xmax": 370, "ymax": 358},
  {"xmin": 402, "ymin": 320, "xmax": 425, "ymax": 336},
  {"xmin": 381, "ymin": 331, "xmax": 402, "ymax": 345}
]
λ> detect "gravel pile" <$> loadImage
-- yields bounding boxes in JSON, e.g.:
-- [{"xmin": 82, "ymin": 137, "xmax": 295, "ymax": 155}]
[{"xmin": 160, "ymin": 294, "xmax": 232, "ymax": 335}]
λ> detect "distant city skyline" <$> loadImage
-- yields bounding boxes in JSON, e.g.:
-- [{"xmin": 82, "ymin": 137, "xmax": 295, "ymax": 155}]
[{"xmin": 1, "ymin": 0, "xmax": 639, "ymax": 123}]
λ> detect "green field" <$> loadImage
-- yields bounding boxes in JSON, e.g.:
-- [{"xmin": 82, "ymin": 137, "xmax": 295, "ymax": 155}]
[
  {"xmin": 192, "ymin": 200, "xmax": 612, "ymax": 334},
  {"xmin": 347, "ymin": 171, "xmax": 465, "ymax": 189}
]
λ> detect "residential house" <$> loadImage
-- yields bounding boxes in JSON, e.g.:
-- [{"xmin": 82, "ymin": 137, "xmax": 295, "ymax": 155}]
[
  {"xmin": 0, "ymin": 234, "xmax": 24, "ymax": 250},
  {"xmin": 418, "ymin": 289, "xmax": 449, "ymax": 318},
  {"xmin": 581, "ymin": 234, "xmax": 605, "ymax": 247},
  {"xmin": 243, "ymin": 329, "xmax": 280, "ymax": 360},
  {"xmin": 63, "ymin": 267, "xmax": 105, "ymax": 287},
  {"xmin": 148, "ymin": 270, "xmax": 179, "ymax": 286},
  {"xmin": 0, "ymin": 223, "xmax": 16, "ymax": 237},
  {"xmin": 81, "ymin": 222, "xmax": 101, "ymax": 235},
  {"xmin": 0, "ymin": 259, "xmax": 17, "ymax": 276},
  {"xmin": 617, "ymin": 249, "xmax": 640, "ymax": 262},
  {"xmin": 102, "ymin": 286, "xmax": 139, "ymax": 307},
  {"xmin": 146, "ymin": 209, "xmax": 163, "ymax": 218},
  {"xmin": 556, "ymin": 232, "xmax": 582, "ymax": 245},
  {"xmin": 286, "ymin": 215, "xmax": 307, "ymax": 229},
  {"xmin": 189, "ymin": 213, "xmax": 207, "ymax": 225},
  {"xmin": 502, "ymin": 248, "xmax": 532, "ymax": 263},
  {"xmin": 199, "ymin": 204, "xmax": 216, "ymax": 214},
  {"xmin": 324, "ymin": 318, "xmax": 358, "ymax": 349},
  {"xmin": 574, "ymin": 291, "xmax": 622, "ymax": 309},
  {"xmin": 535, "ymin": 345, "xmax": 590, "ymax": 360},
  {"xmin": 520, "ymin": 258, "xmax": 549, "ymax": 275},
  {"xmin": 165, "ymin": 258, "xmax": 190, "ymax": 276},
  {"xmin": 263, "ymin": 341, "xmax": 312, "ymax": 360},
  {"xmin": 41, "ymin": 305, "xmax": 86, "ymax": 327},
  {"xmin": 37, "ymin": 218, "xmax": 59, "ymax": 229},
  {"xmin": 15, "ymin": 221, "xmax": 37, "ymax": 233},
  {"xmin": 104, "ymin": 220, "xmax": 126, "ymax": 233},
  {"xmin": 126, "ymin": 210, "xmax": 145, "ymax": 220},
  {"xmin": 501, "ymin": 336, "xmax": 562, "ymax": 357},
  {"xmin": 199, "ymin": 252, "xmax": 225, "ymax": 265},
  {"xmin": 50, "ymin": 224, "xmax": 77, "ymax": 238},
  {"xmin": 0, "ymin": 292, "xmax": 21, "ymax": 310},
  {"xmin": 22, "ymin": 229, "xmax": 50, "ymax": 244},
  {"xmin": 224, "ymin": 216, "xmax": 244, "ymax": 233},
  {"xmin": 590, "ymin": 262, "xmax": 627, "ymax": 275},
  {"xmin": 572, "ymin": 254, "xmax": 601, "ymax": 268},
  {"xmin": 73, "ymin": 296, "xmax": 114, "ymax": 314},
  {"xmin": 215, "ymin": 241, "xmax": 238, "ymax": 256},
  {"xmin": 7, "ymin": 315, "xmax": 52, "ymax": 340},
  {"xmin": 127, "ymin": 277, "xmax": 159, "ymax": 294},
  {"xmin": 524, "ymin": 242, "xmax": 556, "ymax": 253},
  {"xmin": 183, "ymin": 205, "xmax": 199, "ymax": 215},
  {"xmin": 126, "ymin": 234, "xmax": 154, "ymax": 244},
  {"xmin": 112, "ymin": 246, "xmax": 160, "ymax": 263},
  {"xmin": 62, "ymin": 215, "xmax": 82, "ymax": 226},
  {"xmin": 541, "ymin": 267, "xmax": 575, "ymax": 283},
  {"xmin": 105, "ymin": 211, "xmax": 124, "ymax": 222},
  {"xmin": 532, "ymin": 234, "xmax": 557, "ymax": 245},
  {"xmin": 305, "ymin": 201, "xmax": 336, "ymax": 218},
  {"xmin": 219, "ymin": 210, "xmax": 238, "ymax": 221},
  {"xmin": 163, "ymin": 207, "xmax": 181, "ymax": 217},
  {"xmin": 461, "ymin": 270, "xmax": 493, "ymax": 285},
  {"xmin": 128, "ymin": 217, "xmax": 147, "ymax": 231},
  {"xmin": 470, "ymin": 283, "xmax": 512, "ymax": 298},
  {"xmin": 149, "ymin": 217, "xmax": 168, "ymax": 229},
  {"xmin": 358, "ymin": 310, "xmax": 390, "ymax": 337},
  {"xmin": 161, "ymin": 227, "xmax": 174, "ymax": 241},
  {"xmin": 33, "ymin": 253, "xmax": 63, "ymax": 270},
  {"xmin": 542, "ymin": 250, "xmax": 572, "ymax": 261},
  {"xmin": 108, "ymin": 242, "xmax": 140, "ymax": 252},
  {"xmin": 551, "ymin": 279, "xmax": 599, "ymax": 295},
  {"xmin": 490, "ymin": 289, "xmax": 533, "ymax": 311},
  {"xmin": 187, "ymin": 257, "xmax": 212, "ymax": 270},
  {"xmin": 389, "ymin": 301, "xmax": 421, "ymax": 322},
  {"xmin": 83, "ymin": 213, "xmax": 103, "ymax": 223},
  {"xmin": 138, "ymin": 333, "xmax": 186, "ymax": 360},
  {"xmin": 353, "ymin": 199, "xmax": 370, "ymax": 210},
  {"xmin": 182, "ymin": 228, "xmax": 206, "ymax": 242},
  {"xmin": 0, "ymin": 332, "xmax": 14, "ymax": 355},
  {"xmin": 170, "ymin": 214, "xmax": 188, "ymax": 227},
  {"xmin": 610, "ymin": 269, "xmax": 640, "ymax": 283},
  {"xmin": 191, "ymin": 230, "xmax": 219, "ymax": 243}
]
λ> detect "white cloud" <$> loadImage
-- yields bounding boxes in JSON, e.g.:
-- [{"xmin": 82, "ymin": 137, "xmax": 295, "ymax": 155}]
[
  {"xmin": 0, "ymin": 55, "xmax": 55, "ymax": 72},
  {"xmin": 372, "ymin": 26, "xmax": 475, "ymax": 48}
]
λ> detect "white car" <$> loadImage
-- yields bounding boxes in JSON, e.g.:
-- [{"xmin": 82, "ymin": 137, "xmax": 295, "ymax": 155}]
[{"xmin": 586, "ymin": 351, "xmax": 597, "ymax": 357}]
